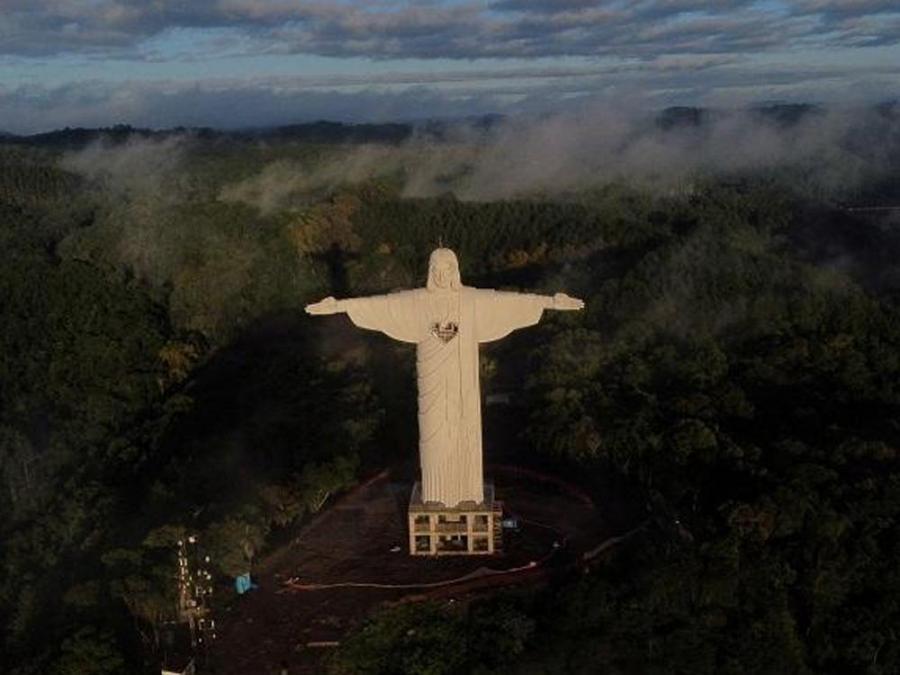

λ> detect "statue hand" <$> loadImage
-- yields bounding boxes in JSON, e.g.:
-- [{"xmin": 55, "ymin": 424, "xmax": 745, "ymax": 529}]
[
  {"xmin": 305, "ymin": 296, "xmax": 343, "ymax": 315},
  {"xmin": 552, "ymin": 292, "xmax": 584, "ymax": 311}
]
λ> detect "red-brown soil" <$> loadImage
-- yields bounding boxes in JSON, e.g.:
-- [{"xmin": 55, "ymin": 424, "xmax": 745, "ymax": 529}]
[{"xmin": 206, "ymin": 467, "xmax": 607, "ymax": 674}]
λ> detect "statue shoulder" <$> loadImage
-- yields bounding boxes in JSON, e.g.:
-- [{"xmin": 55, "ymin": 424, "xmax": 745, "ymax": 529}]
[{"xmin": 365, "ymin": 288, "xmax": 424, "ymax": 302}]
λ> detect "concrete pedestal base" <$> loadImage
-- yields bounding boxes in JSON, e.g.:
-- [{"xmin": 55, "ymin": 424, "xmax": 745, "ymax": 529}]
[{"xmin": 408, "ymin": 482, "xmax": 503, "ymax": 556}]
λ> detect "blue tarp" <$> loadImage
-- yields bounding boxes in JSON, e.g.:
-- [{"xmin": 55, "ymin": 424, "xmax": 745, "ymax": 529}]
[{"xmin": 234, "ymin": 573, "xmax": 256, "ymax": 594}]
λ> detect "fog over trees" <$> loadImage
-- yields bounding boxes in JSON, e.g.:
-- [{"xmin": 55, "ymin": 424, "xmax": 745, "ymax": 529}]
[{"xmin": 2, "ymin": 105, "xmax": 900, "ymax": 674}]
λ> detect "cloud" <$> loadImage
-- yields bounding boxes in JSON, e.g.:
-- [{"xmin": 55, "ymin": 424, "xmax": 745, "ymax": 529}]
[
  {"xmin": 491, "ymin": 0, "xmax": 601, "ymax": 13},
  {"xmin": 794, "ymin": 0, "xmax": 899, "ymax": 16},
  {"xmin": 55, "ymin": 135, "xmax": 195, "ymax": 286},
  {"xmin": 2, "ymin": 50, "xmax": 899, "ymax": 136},
  {"xmin": 3, "ymin": 0, "xmax": 900, "ymax": 59},
  {"xmin": 0, "ymin": 80, "xmax": 514, "ymax": 134},
  {"xmin": 48, "ymin": 97, "xmax": 900, "ymax": 295},
  {"xmin": 206, "ymin": 101, "xmax": 900, "ymax": 207},
  {"xmin": 59, "ymin": 134, "xmax": 188, "ymax": 197}
]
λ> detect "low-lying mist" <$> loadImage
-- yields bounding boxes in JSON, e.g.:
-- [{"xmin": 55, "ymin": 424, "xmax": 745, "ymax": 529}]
[
  {"xmin": 57, "ymin": 103, "xmax": 900, "ymax": 210},
  {"xmin": 46, "ymin": 102, "xmax": 900, "ymax": 341},
  {"xmin": 212, "ymin": 104, "xmax": 900, "ymax": 208}
]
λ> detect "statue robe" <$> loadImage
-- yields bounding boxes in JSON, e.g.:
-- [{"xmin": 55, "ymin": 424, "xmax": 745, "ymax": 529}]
[{"xmin": 342, "ymin": 287, "xmax": 548, "ymax": 506}]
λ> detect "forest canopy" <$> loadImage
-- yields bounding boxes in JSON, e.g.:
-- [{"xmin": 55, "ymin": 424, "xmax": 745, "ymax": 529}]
[{"xmin": 2, "ymin": 110, "xmax": 900, "ymax": 674}]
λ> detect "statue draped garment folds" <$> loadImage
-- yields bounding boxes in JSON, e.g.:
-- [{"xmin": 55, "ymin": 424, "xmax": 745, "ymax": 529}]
[
  {"xmin": 342, "ymin": 288, "xmax": 549, "ymax": 506},
  {"xmin": 306, "ymin": 248, "xmax": 583, "ymax": 508}
]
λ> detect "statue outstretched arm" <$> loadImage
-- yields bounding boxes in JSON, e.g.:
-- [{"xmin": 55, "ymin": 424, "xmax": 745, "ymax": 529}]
[
  {"xmin": 306, "ymin": 292, "xmax": 421, "ymax": 343},
  {"xmin": 545, "ymin": 292, "xmax": 585, "ymax": 311},
  {"xmin": 305, "ymin": 296, "xmax": 347, "ymax": 315},
  {"xmin": 475, "ymin": 289, "xmax": 583, "ymax": 343}
]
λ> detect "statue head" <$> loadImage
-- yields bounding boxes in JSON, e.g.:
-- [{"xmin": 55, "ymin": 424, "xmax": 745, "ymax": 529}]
[{"xmin": 427, "ymin": 248, "xmax": 462, "ymax": 292}]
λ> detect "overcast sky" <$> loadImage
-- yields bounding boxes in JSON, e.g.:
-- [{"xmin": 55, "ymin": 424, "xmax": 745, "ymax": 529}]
[{"xmin": 1, "ymin": 0, "xmax": 899, "ymax": 133}]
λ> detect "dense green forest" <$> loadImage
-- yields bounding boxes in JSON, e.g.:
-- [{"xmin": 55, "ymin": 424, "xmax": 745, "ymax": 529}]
[{"xmin": 1, "ymin": 115, "xmax": 900, "ymax": 674}]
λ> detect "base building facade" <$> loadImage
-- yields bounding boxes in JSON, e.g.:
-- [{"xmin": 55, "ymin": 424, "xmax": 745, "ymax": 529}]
[{"xmin": 407, "ymin": 482, "xmax": 503, "ymax": 555}]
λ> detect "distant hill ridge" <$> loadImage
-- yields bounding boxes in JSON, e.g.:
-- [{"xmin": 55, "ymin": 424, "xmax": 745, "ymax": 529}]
[
  {"xmin": 1, "ymin": 103, "xmax": 897, "ymax": 149},
  {"xmin": 0, "ymin": 115, "xmax": 506, "ymax": 149}
]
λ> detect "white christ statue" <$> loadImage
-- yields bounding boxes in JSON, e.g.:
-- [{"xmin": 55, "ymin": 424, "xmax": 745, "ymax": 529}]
[{"xmin": 305, "ymin": 248, "xmax": 584, "ymax": 507}]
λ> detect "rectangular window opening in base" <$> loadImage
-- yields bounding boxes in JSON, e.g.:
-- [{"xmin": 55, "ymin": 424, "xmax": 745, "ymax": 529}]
[{"xmin": 437, "ymin": 535, "xmax": 468, "ymax": 552}]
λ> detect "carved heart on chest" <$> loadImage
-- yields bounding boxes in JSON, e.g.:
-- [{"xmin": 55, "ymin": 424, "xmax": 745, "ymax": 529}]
[{"xmin": 431, "ymin": 321, "xmax": 459, "ymax": 343}]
